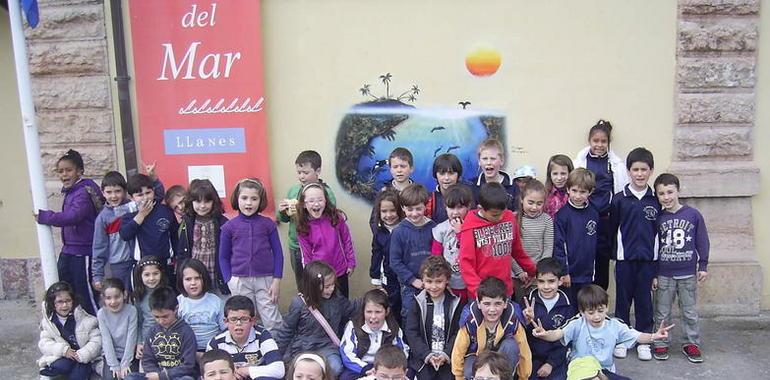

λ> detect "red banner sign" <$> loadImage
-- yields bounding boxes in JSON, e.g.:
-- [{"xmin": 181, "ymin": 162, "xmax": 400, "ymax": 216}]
[{"xmin": 129, "ymin": 0, "xmax": 272, "ymax": 213}]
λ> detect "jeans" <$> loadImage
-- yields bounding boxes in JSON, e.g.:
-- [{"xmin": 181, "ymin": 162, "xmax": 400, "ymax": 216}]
[
  {"xmin": 39, "ymin": 357, "xmax": 91, "ymax": 380},
  {"xmin": 654, "ymin": 275, "xmax": 700, "ymax": 346}
]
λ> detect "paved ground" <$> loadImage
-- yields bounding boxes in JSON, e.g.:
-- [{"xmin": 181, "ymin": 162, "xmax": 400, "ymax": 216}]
[{"xmin": 2, "ymin": 300, "xmax": 769, "ymax": 379}]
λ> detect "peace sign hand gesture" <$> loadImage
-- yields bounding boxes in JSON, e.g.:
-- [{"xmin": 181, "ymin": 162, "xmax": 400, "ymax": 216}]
[
  {"xmin": 531, "ymin": 319, "xmax": 547, "ymax": 337},
  {"xmin": 651, "ymin": 321, "xmax": 675, "ymax": 341},
  {"xmin": 523, "ymin": 297, "xmax": 535, "ymax": 325}
]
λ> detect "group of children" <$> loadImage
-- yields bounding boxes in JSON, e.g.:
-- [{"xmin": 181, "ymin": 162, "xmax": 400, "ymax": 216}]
[{"xmin": 34, "ymin": 118, "xmax": 710, "ymax": 380}]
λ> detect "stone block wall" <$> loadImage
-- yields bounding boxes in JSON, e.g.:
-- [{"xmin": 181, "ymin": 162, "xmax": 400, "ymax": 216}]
[
  {"xmin": 0, "ymin": 0, "xmax": 117, "ymax": 300},
  {"xmin": 671, "ymin": 0, "xmax": 762, "ymax": 316}
]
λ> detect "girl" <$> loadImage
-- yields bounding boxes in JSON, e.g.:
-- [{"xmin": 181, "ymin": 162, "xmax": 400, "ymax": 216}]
[
  {"xmin": 287, "ymin": 352, "xmax": 332, "ymax": 380},
  {"xmin": 512, "ymin": 179, "xmax": 554, "ymax": 302},
  {"xmin": 176, "ymin": 259, "xmax": 225, "ymax": 358},
  {"xmin": 164, "ymin": 185, "xmax": 186, "ymax": 223},
  {"xmin": 430, "ymin": 184, "xmax": 474, "ymax": 302},
  {"xmin": 38, "ymin": 281, "xmax": 101, "ymax": 380},
  {"xmin": 339, "ymin": 289, "xmax": 407, "ymax": 380},
  {"xmin": 177, "ymin": 179, "xmax": 230, "ymax": 295},
  {"xmin": 297, "ymin": 183, "xmax": 356, "ymax": 298},
  {"xmin": 36, "ymin": 149, "xmax": 104, "ymax": 315},
  {"xmin": 131, "ymin": 255, "xmax": 168, "ymax": 359},
  {"xmin": 274, "ymin": 261, "xmax": 353, "ymax": 378},
  {"xmin": 543, "ymin": 154, "xmax": 574, "ymax": 219},
  {"xmin": 97, "ymin": 278, "xmax": 138, "ymax": 380},
  {"xmin": 573, "ymin": 120, "xmax": 629, "ymax": 290},
  {"xmin": 219, "ymin": 178, "xmax": 283, "ymax": 332},
  {"xmin": 425, "ymin": 153, "xmax": 463, "ymax": 224},
  {"xmin": 369, "ymin": 190, "xmax": 404, "ymax": 320}
]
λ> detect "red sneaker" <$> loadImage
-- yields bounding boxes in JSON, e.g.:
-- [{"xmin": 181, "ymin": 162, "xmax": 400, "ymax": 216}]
[
  {"xmin": 653, "ymin": 346, "xmax": 669, "ymax": 360},
  {"xmin": 682, "ymin": 344, "xmax": 703, "ymax": 363}
]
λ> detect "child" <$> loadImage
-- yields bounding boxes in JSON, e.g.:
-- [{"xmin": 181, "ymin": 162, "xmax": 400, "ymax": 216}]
[
  {"xmin": 176, "ymin": 259, "xmax": 226, "ymax": 357},
  {"xmin": 608, "ymin": 147, "xmax": 659, "ymax": 360},
  {"xmin": 512, "ymin": 178, "xmax": 554, "ymax": 302},
  {"xmin": 369, "ymin": 190, "xmax": 404, "ymax": 319},
  {"xmin": 177, "ymin": 179, "xmax": 230, "ymax": 295},
  {"xmin": 274, "ymin": 261, "xmax": 353, "ymax": 378},
  {"xmin": 164, "ymin": 185, "xmax": 186, "ymax": 223},
  {"xmin": 473, "ymin": 138, "xmax": 519, "ymax": 211},
  {"xmin": 297, "ymin": 183, "xmax": 356, "ymax": 298},
  {"xmin": 451, "ymin": 277, "xmax": 532, "ymax": 380},
  {"xmin": 132, "ymin": 255, "xmax": 169, "ymax": 360},
  {"xmin": 38, "ymin": 281, "xmax": 101, "ymax": 380},
  {"xmin": 200, "ymin": 349, "xmax": 237, "ymax": 380},
  {"xmin": 430, "ymin": 184, "xmax": 474, "ymax": 302},
  {"xmin": 207, "ymin": 295, "xmax": 284, "ymax": 379},
  {"xmin": 369, "ymin": 147, "xmax": 416, "ymax": 233},
  {"xmin": 389, "ymin": 183, "xmax": 436, "ymax": 321},
  {"xmin": 126, "ymin": 286, "xmax": 197, "ymax": 380},
  {"xmin": 340, "ymin": 289, "xmax": 408, "ymax": 379},
  {"xmin": 406, "ymin": 256, "xmax": 464, "ymax": 380},
  {"xmin": 219, "ymin": 178, "xmax": 283, "ymax": 331},
  {"xmin": 531, "ymin": 285, "xmax": 673, "ymax": 376},
  {"xmin": 512, "ymin": 164, "xmax": 537, "ymax": 192},
  {"xmin": 472, "ymin": 350, "xmax": 514, "ymax": 380},
  {"xmin": 277, "ymin": 150, "xmax": 338, "ymax": 289},
  {"xmin": 522, "ymin": 258, "xmax": 575, "ymax": 380},
  {"xmin": 426, "ymin": 153, "xmax": 463, "ymax": 224},
  {"xmin": 286, "ymin": 352, "xmax": 332, "ymax": 380},
  {"xmin": 459, "ymin": 182, "xmax": 536, "ymax": 298},
  {"xmin": 98, "ymin": 278, "xmax": 138, "ymax": 380},
  {"xmin": 36, "ymin": 149, "xmax": 104, "ymax": 315},
  {"xmin": 371, "ymin": 345, "xmax": 409, "ymax": 380},
  {"xmin": 120, "ymin": 173, "xmax": 178, "ymax": 274},
  {"xmin": 573, "ymin": 120, "xmax": 629, "ymax": 291},
  {"xmin": 543, "ymin": 154, "xmax": 574, "ymax": 219},
  {"xmin": 652, "ymin": 173, "xmax": 710, "ymax": 363},
  {"xmin": 553, "ymin": 168, "xmax": 599, "ymax": 305}
]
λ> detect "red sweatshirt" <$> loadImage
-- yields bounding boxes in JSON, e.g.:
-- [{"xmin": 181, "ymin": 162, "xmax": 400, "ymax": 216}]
[{"xmin": 459, "ymin": 209, "xmax": 536, "ymax": 297}]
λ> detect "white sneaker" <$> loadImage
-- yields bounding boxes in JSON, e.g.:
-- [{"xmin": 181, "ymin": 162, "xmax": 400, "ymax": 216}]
[
  {"xmin": 614, "ymin": 344, "xmax": 628, "ymax": 358},
  {"xmin": 637, "ymin": 344, "xmax": 652, "ymax": 361}
]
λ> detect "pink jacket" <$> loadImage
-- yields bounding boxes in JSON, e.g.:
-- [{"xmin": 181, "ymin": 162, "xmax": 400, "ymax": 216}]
[
  {"xmin": 298, "ymin": 214, "xmax": 356, "ymax": 276},
  {"xmin": 544, "ymin": 186, "xmax": 568, "ymax": 219}
]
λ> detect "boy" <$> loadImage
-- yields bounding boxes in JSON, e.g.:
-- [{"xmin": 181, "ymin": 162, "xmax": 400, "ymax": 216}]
[
  {"xmin": 608, "ymin": 147, "xmax": 659, "ymax": 360},
  {"xmin": 553, "ymin": 168, "xmax": 599, "ymax": 305},
  {"xmin": 652, "ymin": 173, "xmax": 710, "ymax": 363},
  {"xmin": 459, "ymin": 182, "xmax": 536, "ymax": 298},
  {"xmin": 277, "ymin": 150, "xmax": 337, "ymax": 288},
  {"xmin": 426, "ymin": 153, "xmax": 464, "ymax": 224},
  {"xmin": 201, "ymin": 349, "xmax": 237, "ymax": 380},
  {"xmin": 431, "ymin": 184, "xmax": 474, "ymax": 302},
  {"xmin": 522, "ymin": 258, "xmax": 575, "ymax": 380},
  {"xmin": 473, "ymin": 138, "xmax": 519, "ymax": 211},
  {"xmin": 119, "ymin": 174, "xmax": 178, "ymax": 272},
  {"xmin": 472, "ymin": 351, "xmax": 514, "ymax": 380},
  {"xmin": 126, "ymin": 286, "xmax": 197, "ymax": 380},
  {"xmin": 389, "ymin": 183, "xmax": 436, "ymax": 321},
  {"xmin": 531, "ymin": 285, "xmax": 673, "ymax": 376},
  {"xmin": 452, "ymin": 277, "xmax": 532, "ymax": 380},
  {"xmin": 370, "ymin": 147, "xmax": 416, "ymax": 233},
  {"xmin": 207, "ymin": 296, "xmax": 284, "ymax": 379},
  {"xmin": 406, "ymin": 256, "xmax": 464, "ymax": 380},
  {"xmin": 373, "ymin": 345, "xmax": 409, "ymax": 380}
]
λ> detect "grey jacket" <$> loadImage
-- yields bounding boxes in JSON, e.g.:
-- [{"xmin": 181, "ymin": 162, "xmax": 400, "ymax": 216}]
[{"xmin": 274, "ymin": 293, "xmax": 353, "ymax": 360}]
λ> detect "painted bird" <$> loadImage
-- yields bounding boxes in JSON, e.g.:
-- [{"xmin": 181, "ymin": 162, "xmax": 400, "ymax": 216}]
[{"xmin": 458, "ymin": 101, "xmax": 471, "ymax": 109}]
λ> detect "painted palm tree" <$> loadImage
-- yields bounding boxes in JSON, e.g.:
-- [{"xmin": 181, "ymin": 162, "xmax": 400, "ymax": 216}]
[
  {"xmin": 359, "ymin": 84, "xmax": 378, "ymax": 100},
  {"xmin": 379, "ymin": 73, "xmax": 392, "ymax": 98},
  {"xmin": 396, "ymin": 84, "xmax": 420, "ymax": 101}
]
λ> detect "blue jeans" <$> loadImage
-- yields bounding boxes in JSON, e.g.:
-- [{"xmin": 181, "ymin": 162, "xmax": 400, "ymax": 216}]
[{"xmin": 40, "ymin": 357, "xmax": 91, "ymax": 380}]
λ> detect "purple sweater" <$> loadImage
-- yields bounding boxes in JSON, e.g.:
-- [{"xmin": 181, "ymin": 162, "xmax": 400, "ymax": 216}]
[
  {"xmin": 298, "ymin": 214, "xmax": 356, "ymax": 276},
  {"xmin": 219, "ymin": 213, "xmax": 283, "ymax": 281},
  {"xmin": 656, "ymin": 205, "xmax": 710, "ymax": 277},
  {"xmin": 37, "ymin": 178, "xmax": 103, "ymax": 256}
]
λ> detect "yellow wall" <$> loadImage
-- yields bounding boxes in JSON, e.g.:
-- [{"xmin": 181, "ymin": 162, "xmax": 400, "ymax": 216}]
[
  {"xmin": 261, "ymin": 0, "xmax": 677, "ymax": 298},
  {"xmin": 0, "ymin": 14, "xmax": 38, "ymax": 259},
  {"xmin": 753, "ymin": 0, "xmax": 770, "ymax": 308}
]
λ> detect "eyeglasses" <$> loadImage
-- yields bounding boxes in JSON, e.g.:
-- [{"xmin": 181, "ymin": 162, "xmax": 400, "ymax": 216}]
[{"xmin": 226, "ymin": 317, "xmax": 251, "ymax": 324}]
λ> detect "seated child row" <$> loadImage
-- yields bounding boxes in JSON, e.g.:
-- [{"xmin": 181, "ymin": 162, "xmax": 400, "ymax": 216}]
[{"xmin": 39, "ymin": 256, "xmax": 673, "ymax": 380}]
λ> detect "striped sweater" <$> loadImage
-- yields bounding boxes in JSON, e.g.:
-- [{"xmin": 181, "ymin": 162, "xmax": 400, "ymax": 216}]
[{"xmin": 512, "ymin": 212, "xmax": 554, "ymax": 275}]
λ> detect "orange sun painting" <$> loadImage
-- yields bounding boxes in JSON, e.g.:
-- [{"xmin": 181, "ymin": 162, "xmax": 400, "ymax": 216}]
[{"xmin": 465, "ymin": 47, "xmax": 502, "ymax": 77}]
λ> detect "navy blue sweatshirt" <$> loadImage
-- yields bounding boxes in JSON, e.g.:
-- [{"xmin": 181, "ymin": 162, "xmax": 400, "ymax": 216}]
[
  {"xmin": 120, "ymin": 203, "xmax": 178, "ymax": 260},
  {"xmin": 370, "ymin": 224, "xmax": 396, "ymax": 285},
  {"xmin": 472, "ymin": 171, "xmax": 520, "ymax": 212},
  {"xmin": 609, "ymin": 185, "xmax": 660, "ymax": 261},
  {"xmin": 525, "ymin": 289, "xmax": 574, "ymax": 374},
  {"xmin": 553, "ymin": 201, "xmax": 599, "ymax": 283},
  {"xmin": 142, "ymin": 318, "xmax": 198, "ymax": 380},
  {"xmin": 389, "ymin": 218, "xmax": 436, "ymax": 286},
  {"xmin": 586, "ymin": 153, "xmax": 614, "ymax": 215}
]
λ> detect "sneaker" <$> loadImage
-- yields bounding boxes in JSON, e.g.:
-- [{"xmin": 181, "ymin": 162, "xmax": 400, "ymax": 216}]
[
  {"xmin": 637, "ymin": 344, "xmax": 652, "ymax": 361},
  {"xmin": 683, "ymin": 344, "xmax": 704, "ymax": 363},
  {"xmin": 653, "ymin": 346, "xmax": 669, "ymax": 360},
  {"xmin": 613, "ymin": 344, "xmax": 627, "ymax": 358}
]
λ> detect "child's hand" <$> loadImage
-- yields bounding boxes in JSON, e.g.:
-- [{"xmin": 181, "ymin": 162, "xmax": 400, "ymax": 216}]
[
  {"xmin": 652, "ymin": 321, "xmax": 675, "ymax": 341},
  {"xmin": 33, "ymin": 212, "xmax": 39, "ymax": 222},
  {"xmin": 652, "ymin": 277, "xmax": 658, "ymax": 291},
  {"xmin": 92, "ymin": 281, "xmax": 103, "ymax": 291},
  {"xmin": 234, "ymin": 365, "xmax": 251, "ymax": 380},
  {"xmin": 135, "ymin": 344, "xmax": 144, "ymax": 359},
  {"xmin": 137, "ymin": 199, "xmax": 154, "ymax": 218},
  {"xmin": 697, "ymin": 271, "xmax": 708, "ymax": 283},
  {"xmin": 144, "ymin": 162, "xmax": 157, "ymax": 180},
  {"xmin": 522, "ymin": 297, "xmax": 535, "ymax": 325},
  {"xmin": 268, "ymin": 278, "xmax": 280, "ymax": 304},
  {"xmin": 65, "ymin": 348, "xmax": 78, "ymax": 361},
  {"xmin": 411, "ymin": 278, "xmax": 423, "ymax": 289},
  {"xmin": 517, "ymin": 272, "xmax": 530, "ymax": 285},
  {"xmin": 450, "ymin": 217, "xmax": 463, "ymax": 234},
  {"xmin": 531, "ymin": 319, "xmax": 547, "ymax": 337},
  {"xmin": 429, "ymin": 354, "xmax": 446, "ymax": 370},
  {"xmin": 145, "ymin": 372, "xmax": 160, "ymax": 380},
  {"xmin": 537, "ymin": 363, "xmax": 553, "ymax": 378},
  {"xmin": 118, "ymin": 367, "xmax": 130, "ymax": 379},
  {"xmin": 347, "ymin": 267, "xmax": 355, "ymax": 276},
  {"xmin": 278, "ymin": 199, "xmax": 290, "ymax": 212},
  {"xmin": 560, "ymin": 274, "xmax": 571, "ymax": 288},
  {"xmin": 365, "ymin": 368, "xmax": 376, "ymax": 376}
]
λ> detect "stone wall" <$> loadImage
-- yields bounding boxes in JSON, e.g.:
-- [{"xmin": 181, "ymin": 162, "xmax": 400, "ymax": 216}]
[
  {"xmin": 671, "ymin": 0, "xmax": 762, "ymax": 316},
  {"xmin": 0, "ymin": 0, "xmax": 117, "ymax": 300}
]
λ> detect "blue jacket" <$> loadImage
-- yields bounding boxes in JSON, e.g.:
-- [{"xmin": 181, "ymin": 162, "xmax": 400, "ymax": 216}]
[
  {"xmin": 553, "ymin": 201, "xmax": 599, "ymax": 283},
  {"xmin": 370, "ymin": 224, "xmax": 396, "ymax": 286},
  {"xmin": 389, "ymin": 218, "xmax": 436, "ymax": 286},
  {"xmin": 119, "ymin": 203, "xmax": 178, "ymax": 260},
  {"xmin": 610, "ymin": 185, "xmax": 660, "ymax": 261},
  {"xmin": 472, "ymin": 171, "xmax": 520, "ymax": 212},
  {"xmin": 524, "ymin": 289, "xmax": 574, "ymax": 375},
  {"xmin": 37, "ymin": 178, "xmax": 104, "ymax": 256}
]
